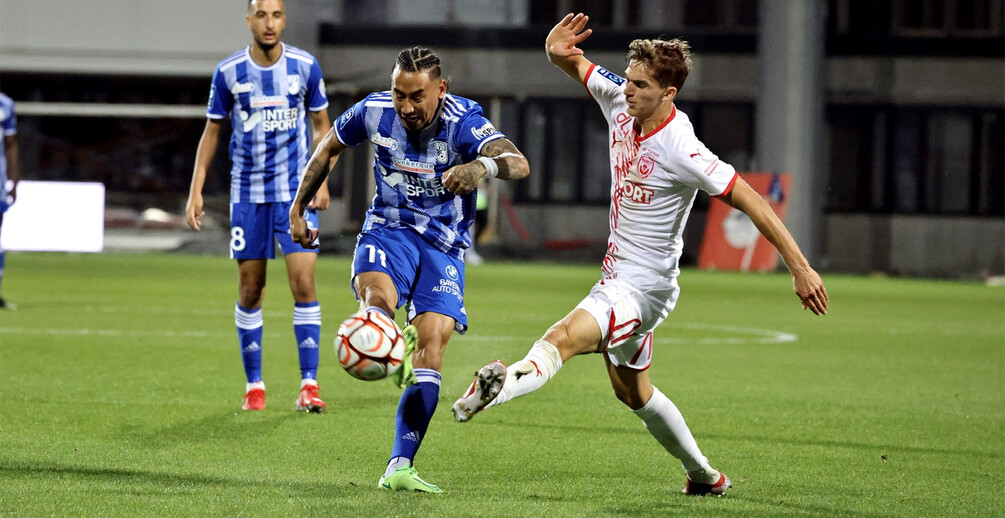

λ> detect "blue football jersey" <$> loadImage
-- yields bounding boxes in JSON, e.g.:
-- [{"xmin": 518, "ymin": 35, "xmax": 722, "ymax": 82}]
[
  {"xmin": 207, "ymin": 43, "xmax": 329, "ymax": 203},
  {"xmin": 0, "ymin": 92, "xmax": 15, "ymax": 200},
  {"xmin": 333, "ymin": 92, "xmax": 505, "ymax": 258}
]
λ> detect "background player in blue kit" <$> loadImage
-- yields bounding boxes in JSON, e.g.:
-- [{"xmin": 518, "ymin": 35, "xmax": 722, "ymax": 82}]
[
  {"xmin": 185, "ymin": 0, "xmax": 332, "ymax": 412},
  {"xmin": 0, "ymin": 92, "xmax": 20, "ymax": 310},
  {"xmin": 290, "ymin": 47, "xmax": 530, "ymax": 493}
]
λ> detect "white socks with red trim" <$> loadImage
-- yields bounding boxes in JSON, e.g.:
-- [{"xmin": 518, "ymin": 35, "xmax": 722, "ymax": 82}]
[
  {"xmin": 488, "ymin": 340, "xmax": 563, "ymax": 408},
  {"xmin": 633, "ymin": 386, "xmax": 716, "ymax": 479}
]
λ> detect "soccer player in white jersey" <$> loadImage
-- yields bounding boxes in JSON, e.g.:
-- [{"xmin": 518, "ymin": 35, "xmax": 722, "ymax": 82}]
[
  {"xmin": 452, "ymin": 13, "xmax": 829, "ymax": 497},
  {"xmin": 290, "ymin": 47, "xmax": 529, "ymax": 493},
  {"xmin": 0, "ymin": 92, "xmax": 20, "ymax": 310},
  {"xmin": 185, "ymin": 0, "xmax": 332, "ymax": 413}
]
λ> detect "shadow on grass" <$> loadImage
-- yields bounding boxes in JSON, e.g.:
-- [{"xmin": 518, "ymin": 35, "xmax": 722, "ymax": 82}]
[
  {"xmin": 484, "ymin": 420, "xmax": 994, "ymax": 459},
  {"xmin": 0, "ymin": 458, "xmax": 362, "ymax": 499},
  {"xmin": 116, "ymin": 410, "xmax": 302, "ymax": 448}
]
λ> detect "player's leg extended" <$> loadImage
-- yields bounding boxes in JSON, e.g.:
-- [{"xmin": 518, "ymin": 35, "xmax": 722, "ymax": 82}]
[
  {"xmin": 284, "ymin": 250, "xmax": 325, "ymax": 412},
  {"xmin": 452, "ymin": 308, "xmax": 599, "ymax": 422},
  {"xmin": 380, "ymin": 311, "xmax": 452, "ymax": 493},
  {"xmin": 607, "ymin": 359, "xmax": 730, "ymax": 496},
  {"xmin": 236, "ymin": 259, "xmax": 268, "ymax": 410}
]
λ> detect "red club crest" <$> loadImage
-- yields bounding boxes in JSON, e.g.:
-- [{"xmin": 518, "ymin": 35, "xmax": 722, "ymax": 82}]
[{"xmin": 637, "ymin": 155, "xmax": 655, "ymax": 178}]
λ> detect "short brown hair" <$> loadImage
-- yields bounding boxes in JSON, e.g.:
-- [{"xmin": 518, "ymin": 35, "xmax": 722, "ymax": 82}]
[{"xmin": 626, "ymin": 38, "xmax": 692, "ymax": 90}]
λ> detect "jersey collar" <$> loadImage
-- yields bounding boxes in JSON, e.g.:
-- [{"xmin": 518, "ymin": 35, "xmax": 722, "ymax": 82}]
[{"xmin": 635, "ymin": 103, "xmax": 676, "ymax": 142}]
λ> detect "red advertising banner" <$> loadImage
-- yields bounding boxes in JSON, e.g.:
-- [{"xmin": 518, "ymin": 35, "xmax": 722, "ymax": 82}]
[{"xmin": 698, "ymin": 172, "xmax": 791, "ymax": 272}]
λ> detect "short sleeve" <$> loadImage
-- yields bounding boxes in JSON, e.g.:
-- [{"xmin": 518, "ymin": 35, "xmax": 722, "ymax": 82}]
[
  {"xmin": 670, "ymin": 142, "xmax": 739, "ymax": 197},
  {"xmin": 2, "ymin": 102, "xmax": 16, "ymax": 136},
  {"xmin": 454, "ymin": 104, "xmax": 505, "ymax": 161},
  {"xmin": 306, "ymin": 59, "xmax": 329, "ymax": 112},
  {"xmin": 206, "ymin": 68, "xmax": 231, "ymax": 119},
  {"xmin": 332, "ymin": 98, "xmax": 368, "ymax": 148},
  {"xmin": 584, "ymin": 64, "xmax": 626, "ymax": 119}
]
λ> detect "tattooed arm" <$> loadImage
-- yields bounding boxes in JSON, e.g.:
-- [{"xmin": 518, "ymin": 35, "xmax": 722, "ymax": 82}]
[
  {"xmin": 442, "ymin": 138, "xmax": 529, "ymax": 195},
  {"xmin": 289, "ymin": 128, "xmax": 347, "ymax": 248}
]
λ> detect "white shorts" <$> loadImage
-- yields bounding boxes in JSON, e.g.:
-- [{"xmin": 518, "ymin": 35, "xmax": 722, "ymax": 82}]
[{"xmin": 575, "ymin": 270, "xmax": 679, "ymax": 370}]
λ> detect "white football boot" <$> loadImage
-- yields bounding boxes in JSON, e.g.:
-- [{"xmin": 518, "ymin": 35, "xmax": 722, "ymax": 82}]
[{"xmin": 451, "ymin": 360, "xmax": 506, "ymax": 422}]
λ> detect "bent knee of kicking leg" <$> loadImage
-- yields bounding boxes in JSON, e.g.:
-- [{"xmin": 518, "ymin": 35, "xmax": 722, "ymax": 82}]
[{"xmin": 611, "ymin": 383, "xmax": 647, "ymax": 410}]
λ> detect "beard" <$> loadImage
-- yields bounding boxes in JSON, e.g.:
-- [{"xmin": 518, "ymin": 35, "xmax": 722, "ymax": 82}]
[{"xmin": 255, "ymin": 38, "xmax": 279, "ymax": 52}]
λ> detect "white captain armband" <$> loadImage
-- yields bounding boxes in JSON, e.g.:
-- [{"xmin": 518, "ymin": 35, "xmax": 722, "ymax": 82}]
[{"xmin": 477, "ymin": 156, "xmax": 499, "ymax": 179}]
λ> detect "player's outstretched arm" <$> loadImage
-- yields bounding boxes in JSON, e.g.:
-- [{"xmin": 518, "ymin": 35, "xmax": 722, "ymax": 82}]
[
  {"xmin": 441, "ymin": 138, "xmax": 529, "ymax": 195},
  {"xmin": 719, "ymin": 178, "xmax": 829, "ymax": 315},
  {"xmin": 185, "ymin": 119, "xmax": 223, "ymax": 231},
  {"xmin": 289, "ymin": 127, "xmax": 346, "ymax": 247},
  {"xmin": 307, "ymin": 110, "xmax": 333, "ymax": 211},
  {"xmin": 545, "ymin": 12, "xmax": 595, "ymax": 83}
]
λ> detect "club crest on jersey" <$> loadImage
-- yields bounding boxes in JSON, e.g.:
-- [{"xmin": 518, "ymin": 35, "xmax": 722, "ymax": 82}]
[
  {"xmin": 637, "ymin": 155, "xmax": 655, "ymax": 178},
  {"xmin": 432, "ymin": 141, "xmax": 448, "ymax": 164},
  {"xmin": 597, "ymin": 67, "xmax": 626, "ymax": 86},
  {"xmin": 470, "ymin": 121, "xmax": 496, "ymax": 140},
  {"xmin": 287, "ymin": 76, "xmax": 301, "ymax": 95}
]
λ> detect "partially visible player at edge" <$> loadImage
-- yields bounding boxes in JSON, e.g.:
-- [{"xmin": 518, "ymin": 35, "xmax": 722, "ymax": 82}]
[
  {"xmin": 0, "ymin": 92, "xmax": 20, "ymax": 310},
  {"xmin": 452, "ymin": 13, "xmax": 829, "ymax": 497},
  {"xmin": 290, "ymin": 46, "xmax": 529, "ymax": 493},
  {"xmin": 185, "ymin": 0, "xmax": 332, "ymax": 412}
]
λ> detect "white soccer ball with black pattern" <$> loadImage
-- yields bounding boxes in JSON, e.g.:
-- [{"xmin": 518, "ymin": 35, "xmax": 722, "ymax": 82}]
[{"xmin": 335, "ymin": 311, "xmax": 406, "ymax": 380}]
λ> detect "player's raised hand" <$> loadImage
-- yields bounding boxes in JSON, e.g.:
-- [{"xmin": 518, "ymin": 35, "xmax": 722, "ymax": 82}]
[
  {"xmin": 792, "ymin": 267, "xmax": 829, "ymax": 315},
  {"xmin": 289, "ymin": 211, "xmax": 320, "ymax": 249},
  {"xmin": 546, "ymin": 12, "xmax": 592, "ymax": 58},
  {"xmin": 442, "ymin": 162, "xmax": 481, "ymax": 195},
  {"xmin": 185, "ymin": 192, "xmax": 204, "ymax": 231}
]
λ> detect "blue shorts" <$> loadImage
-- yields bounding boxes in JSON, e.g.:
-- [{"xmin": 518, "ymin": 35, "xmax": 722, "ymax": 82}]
[
  {"xmin": 351, "ymin": 227, "xmax": 467, "ymax": 333},
  {"xmin": 229, "ymin": 201, "xmax": 319, "ymax": 260}
]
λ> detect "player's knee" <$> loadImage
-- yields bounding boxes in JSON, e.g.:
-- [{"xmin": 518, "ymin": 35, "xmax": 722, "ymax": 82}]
[
  {"xmin": 542, "ymin": 322, "xmax": 571, "ymax": 351},
  {"xmin": 238, "ymin": 280, "xmax": 265, "ymax": 306}
]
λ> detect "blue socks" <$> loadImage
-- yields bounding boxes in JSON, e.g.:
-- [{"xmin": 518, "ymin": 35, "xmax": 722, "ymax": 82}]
[
  {"xmin": 386, "ymin": 368, "xmax": 441, "ymax": 475},
  {"xmin": 234, "ymin": 304, "xmax": 264, "ymax": 383},
  {"xmin": 0, "ymin": 249, "xmax": 5, "ymax": 296},
  {"xmin": 236, "ymin": 301, "xmax": 323, "ymax": 384},
  {"xmin": 293, "ymin": 301, "xmax": 322, "ymax": 381}
]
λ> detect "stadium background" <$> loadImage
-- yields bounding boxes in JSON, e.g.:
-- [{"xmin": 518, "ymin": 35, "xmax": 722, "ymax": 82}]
[{"xmin": 0, "ymin": 0, "xmax": 1002, "ymax": 276}]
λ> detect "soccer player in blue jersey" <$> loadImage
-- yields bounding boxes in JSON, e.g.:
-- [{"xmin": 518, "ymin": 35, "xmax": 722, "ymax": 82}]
[
  {"xmin": 0, "ymin": 92, "xmax": 20, "ymax": 310},
  {"xmin": 289, "ymin": 46, "xmax": 530, "ymax": 493},
  {"xmin": 185, "ymin": 0, "xmax": 332, "ymax": 413}
]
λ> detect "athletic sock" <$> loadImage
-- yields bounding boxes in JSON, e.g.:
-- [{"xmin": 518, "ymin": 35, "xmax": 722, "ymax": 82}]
[
  {"xmin": 363, "ymin": 305, "xmax": 391, "ymax": 318},
  {"xmin": 235, "ymin": 304, "xmax": 264, "ymax": 384},
  {"xmin": 488, "ymin": 340, "xmax": 563, "ymax": 408},
  {"xmin": 385, "ymin": 368, "xmax": 440, "ymax": 477},
  {"xmin": 633, "ymin": 386, "xmax": 712, "ymax": 475},
  {"xmin": 0, "ymin": 249, "xmax": 5, "ymax": 296},
  {"xmin": 293, "ymin": 301, "xmax": 321, "ymax": 380}
]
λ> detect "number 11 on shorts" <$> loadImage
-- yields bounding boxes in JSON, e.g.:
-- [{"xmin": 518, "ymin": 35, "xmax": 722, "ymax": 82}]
[{"xmin": 365, "ymin": 244, "xmax": 387, "ymax": 267}]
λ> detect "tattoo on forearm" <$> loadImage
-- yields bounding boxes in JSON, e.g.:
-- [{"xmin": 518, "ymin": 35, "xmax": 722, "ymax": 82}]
[{"xmin": 481, "ymin": 139, "xmax": 527, "ymax": 180}]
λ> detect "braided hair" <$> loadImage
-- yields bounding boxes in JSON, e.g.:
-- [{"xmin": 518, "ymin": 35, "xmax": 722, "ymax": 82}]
[{"xmin": 394, "ymin": 46, "xmax": 442, "ymax": 79}]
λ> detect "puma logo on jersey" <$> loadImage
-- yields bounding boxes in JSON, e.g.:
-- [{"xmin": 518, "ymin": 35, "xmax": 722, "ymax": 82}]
[{"xmin": 690, "ymin": 152, "xmax": 702, "ymax": 159}]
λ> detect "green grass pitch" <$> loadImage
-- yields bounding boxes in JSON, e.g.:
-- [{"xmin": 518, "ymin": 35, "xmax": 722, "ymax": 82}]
[{"xmin": 1, "ymin": 252, "xmax": 1002, "ymax": 516}]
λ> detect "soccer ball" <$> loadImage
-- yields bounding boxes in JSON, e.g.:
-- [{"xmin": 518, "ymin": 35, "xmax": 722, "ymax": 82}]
[{"xmin": 335, "ymin": 311, "xmax": 406, "ymax": 381}]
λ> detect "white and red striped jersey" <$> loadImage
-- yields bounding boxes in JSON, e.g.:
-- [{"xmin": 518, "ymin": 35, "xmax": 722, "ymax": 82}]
[{"xmin": 583, "ymin": 63, "xmax": 738, "ymax": 279}]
